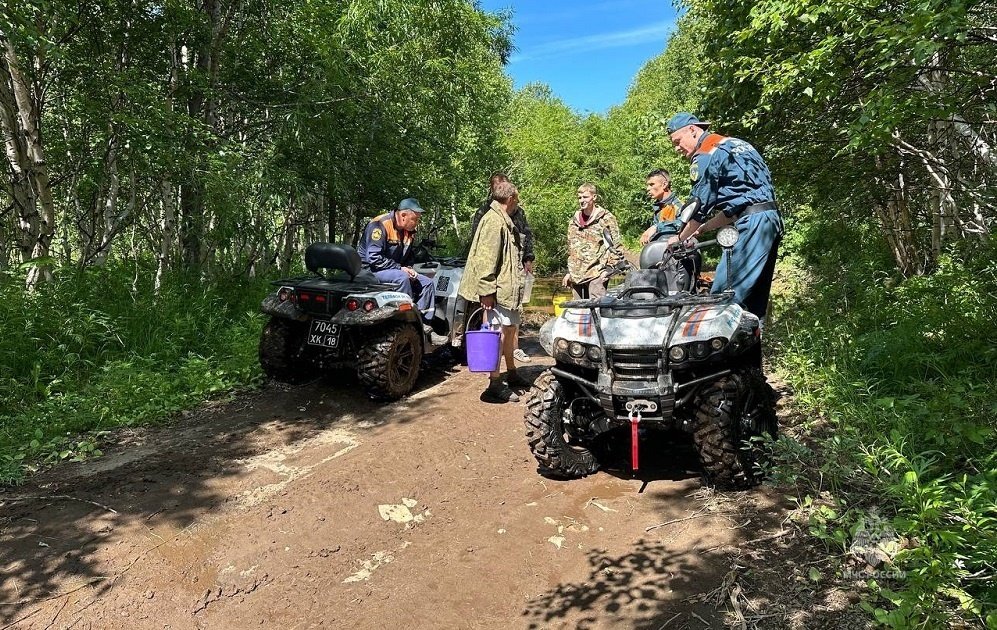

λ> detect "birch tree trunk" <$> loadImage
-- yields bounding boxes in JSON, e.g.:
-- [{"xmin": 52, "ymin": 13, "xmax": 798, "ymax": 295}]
[
  {"xmin": 94, "ymin": 134, "xmax": 121, "ymax": 266},
  {"xmin": 0, "ymin": 69, "xmax": 35, "ymax": 263},
  {"xmin": 155, "ymin": 179, "xmax": 176, "ymax": 296},
  {"xmin": 327, "ymin": 190, "xmax": 338, "ymax": 242},
  {"xmin": 0, "ymin": 36, "xmax": 55, "ymax": 289},
  {"xmin": 279, "ymin": 194, "xmax": 297, "ymax": 275}
]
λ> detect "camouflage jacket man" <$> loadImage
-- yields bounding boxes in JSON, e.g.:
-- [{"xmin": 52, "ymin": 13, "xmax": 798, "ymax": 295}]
[
  {"xmin": 358, "ymin": 212, "xmax": 415, "ymax": 271},
  {"xmin": 566, "ymin": 205, "xmax": 623, "ymax": 285}
]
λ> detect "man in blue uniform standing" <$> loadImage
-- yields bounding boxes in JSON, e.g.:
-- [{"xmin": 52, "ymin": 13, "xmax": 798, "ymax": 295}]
[
  {"xmin": 666, "ymin": 113, "xmax": 783, "ymax": 327},
  {"xmin": 358, "ymin": 198, "xmax": 436, "ymax": 327}
]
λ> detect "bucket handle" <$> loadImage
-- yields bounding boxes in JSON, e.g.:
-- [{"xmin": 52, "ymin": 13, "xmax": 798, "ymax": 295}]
[{"xmin": 469, "ymin": 306, "xmax": 499, "ymax": 330}]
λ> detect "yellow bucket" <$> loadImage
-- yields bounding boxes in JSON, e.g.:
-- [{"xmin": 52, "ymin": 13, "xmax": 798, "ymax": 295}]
[{"xmin": 552, "ymin": 294, "xmax": 570, "ymax": 317}]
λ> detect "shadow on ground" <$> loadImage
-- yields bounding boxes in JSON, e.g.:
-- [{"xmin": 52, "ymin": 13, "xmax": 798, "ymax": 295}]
[
  {"xmin": 521, "ymin": 538, "xmax": 723, "ymax": 629},
  {"xmin": 0, "ymin": 358, "xmax": 456, "ymax": 626}
]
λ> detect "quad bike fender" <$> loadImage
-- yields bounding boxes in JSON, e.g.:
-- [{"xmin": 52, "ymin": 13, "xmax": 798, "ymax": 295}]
[
  {"xmin": 261, "ymin": 293, "xmax": 309, "ymax": 322},
  {"xmin": 669, "ymin": 303, "xmax": 754, "ymax": 345},
  {"xmin": 331, "ymin": 291, "xmax": 421, "ymax": 325},
  {"xmin": 547, "ymin": 308, "xmax": 602, "ymax": 347}
]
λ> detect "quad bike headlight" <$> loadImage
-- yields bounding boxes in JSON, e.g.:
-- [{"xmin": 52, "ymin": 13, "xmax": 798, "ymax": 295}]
[
  {"xmin": 668, "ymin": 346, "xmax": 686, "ymax": 362},
  {"xmin": 711, "ymin": 337, "xmax": 726, "ymax": 351},
  {"xmin": 553, "ymin": 338, "xmax": 601, "ymax": 366},
  {"xmin": 717, "ymin": 225, "xmax": 739, "ymax": 248},
  {"xmin": 691, "ymin": 341, "xmax": 710, "ymax": 359}
]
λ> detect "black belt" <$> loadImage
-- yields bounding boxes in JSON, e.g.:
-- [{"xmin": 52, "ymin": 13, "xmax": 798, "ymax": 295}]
[{"xmin": 739, "ymin": 201, "xmax": 779, "ymax": 217}]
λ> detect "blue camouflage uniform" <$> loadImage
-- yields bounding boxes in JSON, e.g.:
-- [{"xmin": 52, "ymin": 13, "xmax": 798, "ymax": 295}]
[
  {"xmin": 358, "ymin": 211, "xmax": 435, "ymax": 322},
  {"xmin": 685, "ymin": 131, "xmax": 783, "ymax": 320}
]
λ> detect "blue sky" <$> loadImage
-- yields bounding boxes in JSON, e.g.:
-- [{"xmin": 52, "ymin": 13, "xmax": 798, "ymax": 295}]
[{"xmin": 479, "ymin": 0, "xmax": 679, "ymax": 114}]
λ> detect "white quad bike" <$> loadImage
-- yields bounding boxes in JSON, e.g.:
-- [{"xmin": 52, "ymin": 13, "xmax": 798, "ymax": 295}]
[{"xmin": 525, "ymin": 223, "xmax": 777, "ymax": 488}]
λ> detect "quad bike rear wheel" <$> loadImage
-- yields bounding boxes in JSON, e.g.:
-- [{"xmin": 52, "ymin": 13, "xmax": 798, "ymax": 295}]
[
  {"xmin": 259, "ymin": 317, "xmax": 311, "ymax": 383},
  {"xmin": 357, "ymin": 323, "xmax": 423, "ymax": 400},
  {"xmin": 525, "ymin": 370, "xmax": 601, "ymax": 478},
  {"xmin": 691, "ymin": 369, "xmax": 777, "ymax": 488}
]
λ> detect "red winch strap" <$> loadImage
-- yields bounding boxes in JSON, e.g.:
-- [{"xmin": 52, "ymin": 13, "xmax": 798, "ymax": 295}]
[{"xmin": 630, "ymin": 410, "xmax": 640, "ymax": 471}]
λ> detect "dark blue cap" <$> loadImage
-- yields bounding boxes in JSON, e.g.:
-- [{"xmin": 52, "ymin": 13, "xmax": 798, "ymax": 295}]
[
  {"xmin": 666, "ymin": 112, "xmax": 711, "ymax": 134},
  {"xmin": 397, "ymin": 198, "xmax": 424, "ymax": 213}
]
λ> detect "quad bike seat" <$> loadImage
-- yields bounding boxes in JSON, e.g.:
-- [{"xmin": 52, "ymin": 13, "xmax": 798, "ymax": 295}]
[
  {"xmin": 305, "ymin": 242, "xmax": 379, "ymax": 283},
  {"xmin": 622, "ymin": 241, "xmax": 701, "ymax": 298}
]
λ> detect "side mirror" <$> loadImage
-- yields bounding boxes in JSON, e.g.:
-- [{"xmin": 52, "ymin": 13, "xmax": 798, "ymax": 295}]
[
  {"xmin": 717, "ymin": 225, "xmax": 739, "ymax": 249},
  {"xmin": 678, "ymin": 199, "xmax": 700, "ymax": 224},
  {"xmin": 602, "ymin": 228, "xmax": 615, "ymax": 248}
]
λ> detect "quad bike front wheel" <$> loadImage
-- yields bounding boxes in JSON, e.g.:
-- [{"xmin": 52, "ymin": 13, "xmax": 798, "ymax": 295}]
[
  {"xmin": 691, "ymin": 369, "xmax": 778, "ymax": 488},
  {"xmin": 357, "ymin": 323, "xmax": 423, "ymax": 400},
  {"xmin": 524, "ymin": 370, "xmax": 600, "ymax": 478},
  {"xmin": 259, "ymin": 317, "xmax": 311, "ymax": 383}
]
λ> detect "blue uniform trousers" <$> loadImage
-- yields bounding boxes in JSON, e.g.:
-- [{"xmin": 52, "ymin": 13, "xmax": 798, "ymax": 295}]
[
  {"xmin": 711, "ymin": 209, "xmax": 783, "ymax": 321},
  {"xmin": 374, "ymin": 269, "xmax": 436, "ymax": 322}
]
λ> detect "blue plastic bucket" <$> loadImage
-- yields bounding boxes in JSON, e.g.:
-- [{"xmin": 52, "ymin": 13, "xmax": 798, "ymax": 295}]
[{"xmin": 465, "ymin": 308, "xmax": 501, "ymax": 372}]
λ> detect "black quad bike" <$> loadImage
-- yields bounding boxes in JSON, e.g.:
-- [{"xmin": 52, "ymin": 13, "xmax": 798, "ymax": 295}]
[{"xmin": 259, "ymin": 242, "xmax": 466, "ymax": 400}]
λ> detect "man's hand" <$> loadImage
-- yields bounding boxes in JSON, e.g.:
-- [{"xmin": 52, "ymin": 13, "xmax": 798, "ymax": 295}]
[
  {"xmin": 640, "ymin": 226, "xmax": 655, "ymax": 245},
  {"xmin": 480, "ymin": 294, "xmax": 496, "ymax": 309},
  {"xmin": 402, "ymin": 266, "xmax": 417, "ymax": 279},
  {"xmin": 561, "ymin": 273, "xmax": 571, "ymax": 288},
  {"xmin": 665, "ymin": 235, "xmax": 680, "ymax": 248},
  {"xmin": 524, "ymin": 261, "xmax": 534, "ymax": 275}
]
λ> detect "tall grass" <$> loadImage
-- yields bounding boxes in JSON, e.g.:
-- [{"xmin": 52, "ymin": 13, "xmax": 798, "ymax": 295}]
[
  {"xmin": 770, "ymin": 208, "xmax": 997, "ymax": 627},
  {"xmin": 0, "ymin": 265, "xmax": 268, "ymax": 483}
]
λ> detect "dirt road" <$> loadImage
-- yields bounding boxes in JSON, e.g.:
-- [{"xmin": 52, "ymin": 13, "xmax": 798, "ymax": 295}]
[{"xmin": 1, "ymin": 340, "xmax": 860, "ymax": 629}]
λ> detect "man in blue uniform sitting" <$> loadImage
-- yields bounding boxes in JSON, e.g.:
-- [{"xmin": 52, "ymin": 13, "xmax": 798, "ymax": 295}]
[
  {"xmin": 358, "ymin": 198, "xmax": 436, "ymax": 327},
  {"xmin": 640, "ymin": 168, "xmax": 684, "ymax": 245},
  {"xmin": 665, "ymin": 113, "xmax": 784, "ymax": 328}
]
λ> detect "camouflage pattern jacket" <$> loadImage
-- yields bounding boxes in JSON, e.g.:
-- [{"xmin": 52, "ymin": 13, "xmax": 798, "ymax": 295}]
[
  {"xmin": 458, "ymin": 201, "xmax": 524, "ymax": 309},
  {"xmin": 467, "ymin": 199, "xmax": 534, "ymax": 263},
  {"xmin": 566, "ymin": 206, "xmax": 623, "ymax": 284}
]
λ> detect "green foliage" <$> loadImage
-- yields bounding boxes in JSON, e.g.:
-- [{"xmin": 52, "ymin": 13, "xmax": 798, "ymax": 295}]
[
  {"xmin": 0, "ymin": 266, "xmax": 264, "ymax": 482},
  {"xmin": 770, "ymin": 218, "xmax": 997, "ymax": 626},
  {"xmin": 683, "ymin": 0, "xmax": 996, "ymax": 273},
  {"xmin": 501, "ymin": 84, "xmax": 587, "ymax": 272},
  {"xmin": 499, "ymin": 19, "xmax": 709, "ymax": 273}
]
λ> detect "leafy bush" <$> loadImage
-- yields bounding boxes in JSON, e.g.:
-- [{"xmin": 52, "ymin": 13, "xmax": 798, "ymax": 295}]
[
  {"xmin": 0, "ymin": 265, "xmax": 266, "ymax": 483},
  {"xmin": 770, "ymin": 215, "xmax": 997, "ymax": 627}
]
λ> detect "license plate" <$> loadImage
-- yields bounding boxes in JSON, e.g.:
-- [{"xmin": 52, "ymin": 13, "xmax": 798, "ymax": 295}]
[{"xmin": 307, "ymin": 319, "xmax": 340, "ymax": 348}]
